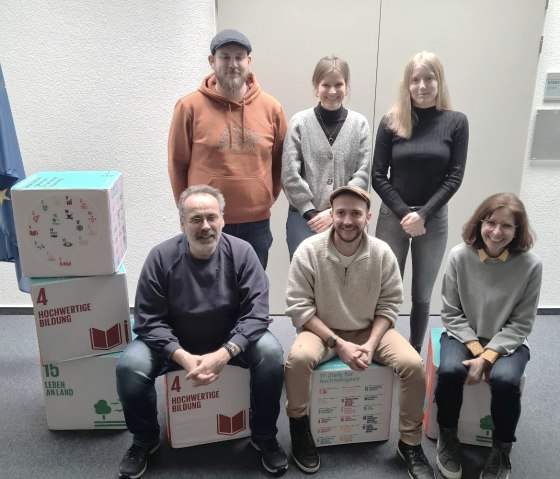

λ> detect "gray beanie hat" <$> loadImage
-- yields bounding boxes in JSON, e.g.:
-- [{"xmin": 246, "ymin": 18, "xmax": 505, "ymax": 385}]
[{"xmin": 210, "ymin": 29, "xmax": 252, "ymax": 55}]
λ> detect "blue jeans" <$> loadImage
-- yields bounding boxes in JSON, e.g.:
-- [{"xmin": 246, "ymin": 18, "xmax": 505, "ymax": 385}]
[
  {"xmin": 116, "ymin": 331, "xmax": 284, "ymax": 447},
  {"xmin": 435, "ymin": 333, "xmax": 529, "ymax": 443},
  {"xmin": 286, "ymin": 208, "xmax": 315, "ymax": 260},
  {"xmin": 223, "ymin": 219, "xmax": 273, "ymax": 269},
  {"xmin": 375, "ymin": 203, "xmax": 448, "ymax": 349}
]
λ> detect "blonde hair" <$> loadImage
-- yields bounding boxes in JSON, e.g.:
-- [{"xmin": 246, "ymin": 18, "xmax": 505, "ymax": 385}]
[{"xmin": 386, "ymin": 51, "xmax": 451, "ymax": 139}]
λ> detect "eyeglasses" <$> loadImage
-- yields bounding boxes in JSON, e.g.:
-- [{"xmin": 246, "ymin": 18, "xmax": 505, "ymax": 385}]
[{"xmin": 481, "ymin": 219, "xmax": 517, "ymax": 234}]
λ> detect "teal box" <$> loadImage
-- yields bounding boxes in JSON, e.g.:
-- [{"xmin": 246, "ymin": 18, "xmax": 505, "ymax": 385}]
[{"xmin": 12, "ymin": 171, "xmax": 127, "ymax": 277}]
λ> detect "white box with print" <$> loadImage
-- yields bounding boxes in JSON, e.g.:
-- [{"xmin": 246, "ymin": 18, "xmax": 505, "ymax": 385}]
[
  {"xmin": 165, "ymin": 365, "xmax": 251, "ymax": 448},
  {"xmin": 309, "ymin": 357, "xmax": 394, "ymax": 447},
  {"xmin": 11, "ymin": 170, "xmax": 127, "ymax": 277},
  {"xmin": 31, "ymin": 264, "xmax": 131, "ymax": 364},
  {"xmin": 41, "ymin": 352, "xmax": 126, "ymax": 430}
]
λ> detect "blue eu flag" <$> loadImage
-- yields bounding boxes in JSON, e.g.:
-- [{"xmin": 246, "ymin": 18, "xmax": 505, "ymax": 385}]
[{"xmin": 0, "ymin": 64, "xmax": 30, "ymax": 292}]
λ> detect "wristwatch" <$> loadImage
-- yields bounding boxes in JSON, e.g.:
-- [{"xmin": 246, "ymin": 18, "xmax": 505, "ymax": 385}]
[
  {"xmin": 222, "ymin": 342, "xmax": 239, "ymax": 358},
  {"xmin": 326, "ymin": 335, "xmax": 339, "ymax": 349}
]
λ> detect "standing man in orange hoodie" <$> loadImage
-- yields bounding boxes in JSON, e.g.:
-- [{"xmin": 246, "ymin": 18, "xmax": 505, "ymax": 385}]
[{"xmin": 168, "ymin": 29, "xmax": 287, "ymax": 269}]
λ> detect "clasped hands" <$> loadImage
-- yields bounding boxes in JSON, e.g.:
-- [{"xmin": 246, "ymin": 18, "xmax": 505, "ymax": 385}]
[
  {"xmin": 182, "ymin": 349, "xmax": 230, "ymax": 387},
  {"xmin": 307, "ymin": 209, "xmax": 333, "ymax": 233},
  {"xmin": 336, "ymin": 338, "xmax": 374, "ymax": 372},
  {"xmin": 462, "ymin": 356, "xmax": 492, "ymax": 385},
  {"xmin": 401, "ymin": 211, "xmax": 426, "ymax": 237}
]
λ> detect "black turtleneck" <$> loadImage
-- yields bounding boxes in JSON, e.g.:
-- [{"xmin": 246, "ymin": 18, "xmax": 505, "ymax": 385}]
[
  {"xmin": 371, "ymin": 106, "xmax": 469, "ymax": 221},
  {"xmin": 313, "ymin": 103, "xmax": 348, "ymax": 145}
]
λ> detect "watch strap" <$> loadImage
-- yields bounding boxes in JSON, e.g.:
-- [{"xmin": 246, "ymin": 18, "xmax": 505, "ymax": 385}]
[{"xmin": 222, "ymin": 342, "xmax": 237, "ymax": 358}]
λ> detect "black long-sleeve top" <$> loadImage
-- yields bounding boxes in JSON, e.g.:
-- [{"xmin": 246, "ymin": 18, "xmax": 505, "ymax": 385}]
[
  {"xmin": 133, "ymin": 233, "xmax": 271, "ymax": 358},
  {"xmin": 371, "ymin": 107, "xmax": 469, "ymax": 221}
]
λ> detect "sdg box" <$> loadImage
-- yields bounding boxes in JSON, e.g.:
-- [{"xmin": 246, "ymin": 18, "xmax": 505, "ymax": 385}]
[
  {"xmin": 310, "ymin": 357, "xmax": 394, "ymax": 447},
  {"xmin": 12, "ymin": 170, "xmax": 126, "ymax": 277},
  {"xmin": 31, "ymin": 264, "xmax": 131, "ymax": 364},
  {"xmin": 165, "ymin": 365, "xmax": 251, "ymax": 448}
]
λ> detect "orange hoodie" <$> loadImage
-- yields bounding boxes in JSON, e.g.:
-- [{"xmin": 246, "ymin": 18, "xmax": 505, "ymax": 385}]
[{"xmin": 168, "ymin": 72, "xmax": 287, "ymax": 224}]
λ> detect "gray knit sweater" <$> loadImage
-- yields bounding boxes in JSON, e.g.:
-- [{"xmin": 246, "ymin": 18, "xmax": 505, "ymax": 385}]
[
  {"xmin": 286, "ymin": 228, "xmax": 403, "ymax": 331},
  {"xmin": 441, "ymin": 243, "xmax": 542, "ymax": 355},
  {"xmin": 281, "ymin": 108, "xmax": 370, "ymax": 214}
]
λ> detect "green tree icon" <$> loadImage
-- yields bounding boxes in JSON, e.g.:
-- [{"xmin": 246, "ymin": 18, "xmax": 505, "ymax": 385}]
[
  {"xmin": 94, "ymin": 399, "xmax": 112, "ymax": 420},
  {"xmin": 480, "ymin": 415, "xmax": 494, "ymax": 436}
]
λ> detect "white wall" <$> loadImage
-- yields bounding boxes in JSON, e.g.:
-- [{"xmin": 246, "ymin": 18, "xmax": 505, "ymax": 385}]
[
  {"xmin": 520, "ymin": 0, "xmax": 560, "ymax": 309},
  {"xmin": 217, "ymin": 0, "xmax": 382, "ymax": 314},
  {"xmin": 219, "ymin": 0, "xmax": 547, "ymax": 314},
  {"xmin": 0, "ymin": 0, "xmax": 216, "ymax": 306},
  {"xmin": 1, "ymin": 0, "xmax": 559, "ymax": 312}
]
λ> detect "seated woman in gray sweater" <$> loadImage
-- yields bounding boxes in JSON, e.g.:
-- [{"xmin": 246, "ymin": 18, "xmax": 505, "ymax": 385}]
[
  {"xmin": 281, "ymin": 55, "xmax": 370, "ymax": 260},
  {"xmin": 435, "ymin": 193, "xmax": 542, "ymax": 479}
]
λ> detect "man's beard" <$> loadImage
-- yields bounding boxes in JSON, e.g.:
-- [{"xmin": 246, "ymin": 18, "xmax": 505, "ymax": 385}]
[
  {"xmin": 216, "ymin": 69, "xmax": 247, "ymax": 94},
  {"xmin": 334, "ymin": 226, "xmax": 362, "ymax": 243}
]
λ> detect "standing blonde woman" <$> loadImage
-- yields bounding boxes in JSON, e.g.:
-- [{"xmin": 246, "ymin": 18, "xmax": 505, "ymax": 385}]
[
  {"xmin": 371, "ymin": 51, "xmax": 469, "ymax": 353},
  {"xmin": 282, "ymin": 55, "xmax": 370, "ymax": 260}
]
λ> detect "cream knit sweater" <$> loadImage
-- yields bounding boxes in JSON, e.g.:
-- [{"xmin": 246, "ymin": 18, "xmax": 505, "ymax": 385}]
[{"xmin": 286, "ymin": 228, "xmax": 403, "ymax": 330}]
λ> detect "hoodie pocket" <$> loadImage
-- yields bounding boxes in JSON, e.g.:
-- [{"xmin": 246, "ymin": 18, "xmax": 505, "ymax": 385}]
[{"xmin": 208, "ymin": 176, "xmax": 273, "ymax": 216}]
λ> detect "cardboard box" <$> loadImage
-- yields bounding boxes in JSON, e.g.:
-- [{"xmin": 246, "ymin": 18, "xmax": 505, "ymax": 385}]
[
  {"xmin": 31, "ymin": 264, "xmax": 131, "ymax": 364},
  {"xmin": 309, "ymin": 357, "xmax": 394, "ymax": 447},
  {"xmin": 41, "ymin": 352, "xmax": 126, "ymax": 430},
  {"xmin": 423, "ymin": 328, "xmax": 525, "ymax": 446},
  {"xmin": 12, "ymin": 170, "xmax": 126, "ymax": 277},
  {"xmin": 165, "ymin": 365, "xmax": 251, "ymax": 448}
]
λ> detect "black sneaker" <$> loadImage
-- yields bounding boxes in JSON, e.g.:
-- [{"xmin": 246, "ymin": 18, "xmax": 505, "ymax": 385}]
[
  {"xmin": 479, "ymin": 441, "xmax": 512, "ymax": 479},
  {"xmin": 289, "ymin": 416, "xmax": 320, "ymax": 473},
  {"xmin": 437, "ymin": 427, "xmax": 462, "ymax": 479},
  {"xmin": 250, "ymin": 437, "xmax": 288, "ymax": 473},
  {"xmin": 397, "ymin": 440, "xmax": 435, "ymax": 479},
  {"xmin": 119, "ymin": 442, "xmax": 160, "ymax": 479}
]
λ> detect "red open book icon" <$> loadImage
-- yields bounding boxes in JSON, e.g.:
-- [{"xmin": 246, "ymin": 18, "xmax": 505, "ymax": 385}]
[
  {"xmin": 216, "ymin": 410, "xmax": 246, "ymax": 435},
  {"xmin": 90, "ymin": 323, "xmax": 122, "ymax": 350}
]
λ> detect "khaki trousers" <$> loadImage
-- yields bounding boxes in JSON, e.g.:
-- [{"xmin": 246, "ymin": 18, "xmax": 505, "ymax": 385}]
[{"xmin": 284, "ymin": 327, "xmax": 426, "ymax": 445}]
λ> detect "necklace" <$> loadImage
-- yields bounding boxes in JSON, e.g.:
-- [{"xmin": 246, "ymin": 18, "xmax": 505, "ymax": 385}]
[{"xmin": 317, "ymin": 109, "xmax": 345, "ymax": 144}]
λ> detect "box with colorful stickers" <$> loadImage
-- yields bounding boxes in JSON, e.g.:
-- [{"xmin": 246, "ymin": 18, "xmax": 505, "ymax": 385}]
[
  {"xmin": 31, "ymin": 264, "xmax": 131, "ymax": 364},
  {"xmin": 165, "ymin": 365, "xmax": 251, "ymax": 448},
  {"xmin": 423, "ymin": 328, "xmax": 526, "ymax": 447},
  {"xmin": 11, "ymin": 170, "xmax": 126, "ymax": 277},
  {"xmin": 41, "ymin": 352, "xmax": 126, "ymax": 430},
  {"xmin": 309, "ymin": 357, "xmax": 394, "ymax": 447}
]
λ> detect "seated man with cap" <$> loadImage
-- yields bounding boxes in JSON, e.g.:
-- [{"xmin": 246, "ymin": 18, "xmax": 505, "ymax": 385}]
[{"xmin": 284, "ymin": 186, "xmax": 435, "ymax": 479}]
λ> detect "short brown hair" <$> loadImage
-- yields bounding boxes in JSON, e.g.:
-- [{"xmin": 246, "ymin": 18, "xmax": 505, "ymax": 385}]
[{"xmin": 462, "ymin": 192, "xmax": 535, "ymax": 253}]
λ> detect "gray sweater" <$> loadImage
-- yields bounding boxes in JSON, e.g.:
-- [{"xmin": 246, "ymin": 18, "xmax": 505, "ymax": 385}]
[
  {"xmin": 441, "ymin": 243, "xmax": 542, "ymax": 355},
  {"xmin": 281, "ymin": 108, "xmax": 370, "ymax": 214}
]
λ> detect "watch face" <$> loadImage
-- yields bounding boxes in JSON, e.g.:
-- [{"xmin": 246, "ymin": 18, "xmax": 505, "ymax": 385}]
[{"xmin": 327, "ymin": 336, "xmax": 337, "ymax": 348}]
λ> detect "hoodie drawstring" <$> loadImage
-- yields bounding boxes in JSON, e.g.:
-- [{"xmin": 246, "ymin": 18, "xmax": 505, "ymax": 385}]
[
  {"xmin": 226, "ymin": 103, "xmax": 233, "ymax": 148},
  {"xmin": 241, "ymin": 99, "xmax": 246, "ymax": 144}
]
